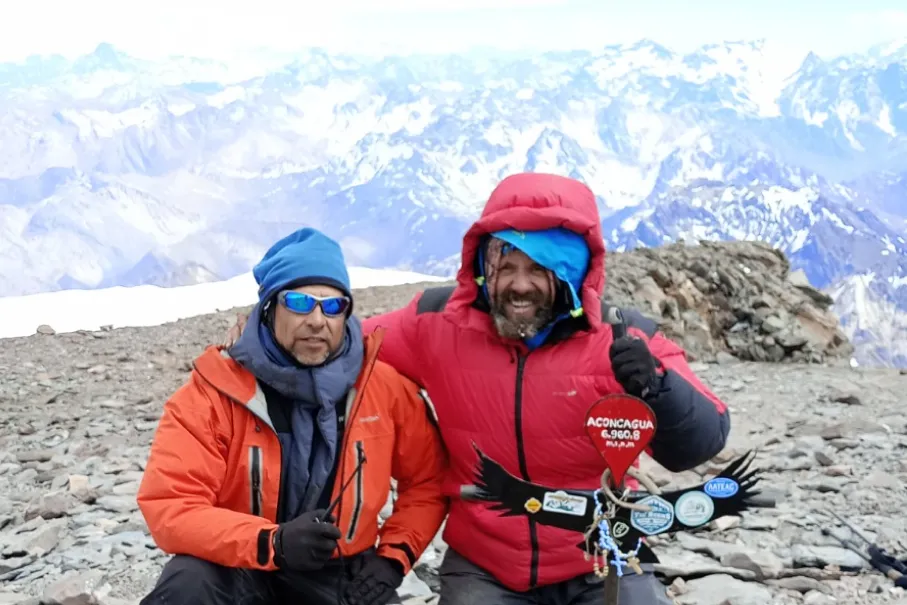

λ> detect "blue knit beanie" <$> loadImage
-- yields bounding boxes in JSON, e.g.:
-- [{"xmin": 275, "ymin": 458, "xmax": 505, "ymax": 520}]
[{"xmin": 253, "ymin": 227, "xmax": 352, "ymax": 307}]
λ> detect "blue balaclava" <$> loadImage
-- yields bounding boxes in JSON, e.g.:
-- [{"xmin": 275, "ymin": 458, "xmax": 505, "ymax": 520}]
[{"xmin": 477, "ymin": 226, "xmax": 591, "ymax": 349}]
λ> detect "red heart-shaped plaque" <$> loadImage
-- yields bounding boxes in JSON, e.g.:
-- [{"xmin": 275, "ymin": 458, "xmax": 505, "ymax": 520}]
[{"xmin": 584, "ymin": 394, "xmax": 657, "ymax": 487}]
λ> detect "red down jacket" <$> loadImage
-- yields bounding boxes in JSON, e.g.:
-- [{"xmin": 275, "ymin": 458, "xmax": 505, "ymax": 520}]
[{"xmin": 362, "ymin": 172, "xmax": 730, "ymax": 591}]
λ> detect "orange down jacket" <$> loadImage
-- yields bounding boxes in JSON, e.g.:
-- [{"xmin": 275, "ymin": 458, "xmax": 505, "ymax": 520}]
[{"xmin": 136, "ymin": 327, "xmax": 448, "ymax": 574}]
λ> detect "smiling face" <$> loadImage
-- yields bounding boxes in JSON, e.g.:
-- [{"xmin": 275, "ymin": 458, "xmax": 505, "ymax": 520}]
[
  {"xmin": 488, "ymin": 246, "xmax": 555, "ymax": 340},
  {"xmin": 271, "ymin": 284, "xmax": 346, "ymax": 365}
]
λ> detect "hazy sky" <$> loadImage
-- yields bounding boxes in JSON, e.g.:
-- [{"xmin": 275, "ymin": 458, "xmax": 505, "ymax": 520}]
[{"xmin": 2, "ymin": 0, "xmax": 906, "ymax": 62}]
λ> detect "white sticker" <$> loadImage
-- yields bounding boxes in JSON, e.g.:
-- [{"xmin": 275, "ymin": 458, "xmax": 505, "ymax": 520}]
[
  {"xmin": 674, "ymin": 491, "xmax": 715, "ymax": 527},
  {"xmin": 630, "ymin": 495, "xmax": 675, "ymax": 535},
  {"xmin": 542, "ymin": 490, "xmax": 588, "ymax": 516}
]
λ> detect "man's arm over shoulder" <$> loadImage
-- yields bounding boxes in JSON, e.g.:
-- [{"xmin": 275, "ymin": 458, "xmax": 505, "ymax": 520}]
[
  {"xmin": 623, "ymin": 309, "xmax": 731, "ymax": 472},
  {"xmin": 361, "ymin": 288, "xmax": 444, "ymax": 385},
  {"xmin": 376, "ymin": 373, "xmax": 449, "ymax": 574},
  {"xmin": 137, "ymin": 373, "xmax": 280, "ymax": 570}
]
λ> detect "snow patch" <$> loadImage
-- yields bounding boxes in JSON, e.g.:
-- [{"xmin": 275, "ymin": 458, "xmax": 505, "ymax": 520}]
[{"xmin": 0, "ymin": 267, "xmax": 447, "ymax": 339}]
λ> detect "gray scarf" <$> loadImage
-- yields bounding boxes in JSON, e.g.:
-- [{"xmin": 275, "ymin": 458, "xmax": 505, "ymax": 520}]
[{"xmin": 230, "ymin": 300, "xmax": 365, "ymax": 516}]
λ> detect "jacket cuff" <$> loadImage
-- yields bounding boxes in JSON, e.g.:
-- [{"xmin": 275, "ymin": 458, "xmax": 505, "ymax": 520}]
[
  {"xmin": 257, "ymin": 526, "xmax": 281, "ymax": 570},
  {"xmin": 377, "ymin": 543, "xmax": 416, "ymax": 575}
]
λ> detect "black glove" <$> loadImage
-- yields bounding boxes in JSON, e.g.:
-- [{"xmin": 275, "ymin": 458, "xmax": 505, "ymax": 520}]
[
  {"xmin": 272, "ymin": 508, "xmax": 342, "ymax": 572},
  {"xmin": 609, "ymin": 337, "xmax": 661, "ymax": 399},
  {"xmin": 343, "ymin": 554, "xmax": 405, "ymax": 605}
]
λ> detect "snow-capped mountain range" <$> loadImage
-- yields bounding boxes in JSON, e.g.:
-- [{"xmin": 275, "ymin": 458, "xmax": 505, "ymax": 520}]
[{"xmin": 1, "ymin": 39, "xmax": 905, "ymax": 366}]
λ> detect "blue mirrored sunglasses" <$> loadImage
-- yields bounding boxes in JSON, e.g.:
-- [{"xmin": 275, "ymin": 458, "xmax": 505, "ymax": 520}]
[{"xmin": 278, "ymin": 291, "xmax": 351, "ymax": 317}]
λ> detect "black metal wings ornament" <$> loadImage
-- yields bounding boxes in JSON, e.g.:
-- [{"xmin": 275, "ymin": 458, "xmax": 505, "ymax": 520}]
[{"xmin": 460, "ymin": 443, "xmax": 769, "ymax": 563}]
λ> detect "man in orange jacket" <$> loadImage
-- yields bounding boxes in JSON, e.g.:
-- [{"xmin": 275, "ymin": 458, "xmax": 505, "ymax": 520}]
[{"xmin": 136, "ymin": 227, "xmax": 448, "ymax": 605}]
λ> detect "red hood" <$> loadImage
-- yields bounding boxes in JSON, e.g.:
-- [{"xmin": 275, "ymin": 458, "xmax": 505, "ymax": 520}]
[{"xmin": 447, "ymin": 172, "xmax": 607, "ymax": 328}]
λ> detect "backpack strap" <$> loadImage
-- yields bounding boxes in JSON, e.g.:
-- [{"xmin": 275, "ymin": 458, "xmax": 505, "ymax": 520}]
[{"xmin": 415, "ymin": 286, "xmax": 456, "ymax": 315}]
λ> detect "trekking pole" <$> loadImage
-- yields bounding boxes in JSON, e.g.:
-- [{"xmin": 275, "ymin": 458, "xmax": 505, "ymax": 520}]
[
  {"xmin": 606, "ymin": 306, "xmax": 627, "ymax": 340},
  {"xmin": 829, "ymin": 510, "xmax": 876, "ymax": 545},
  {"xmin": 589, "ymin": 465, "xmax": 658, "ymax": 605},
  {"xmin": 821, "ymin": 529, "xmax": 874, "ymax": 564},
  {"xmin": 597, "ymin": 304, "xmax": 645, "ymax": 605},
  {"xmin": 601, "ymin": 472, "xmax": 623, "ymax": 605},
  {"xmin": 825, "ymin": 513, "xmax": 907, "ymax": 588}
]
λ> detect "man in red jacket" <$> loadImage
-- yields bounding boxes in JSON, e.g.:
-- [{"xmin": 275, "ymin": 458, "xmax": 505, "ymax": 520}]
[
  {"xmin": 225, "ymin": 173, "xmax": 730, "ymax": 604},
  {"xmin": 358, "ymin": 173, "xmax": 730, "ymax": 605}
]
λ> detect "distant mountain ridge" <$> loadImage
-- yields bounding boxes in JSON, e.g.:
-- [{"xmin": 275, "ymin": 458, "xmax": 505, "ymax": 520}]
[{"xmin": 0, "ymin": 38, "xmax": 905, "ymax": 367}]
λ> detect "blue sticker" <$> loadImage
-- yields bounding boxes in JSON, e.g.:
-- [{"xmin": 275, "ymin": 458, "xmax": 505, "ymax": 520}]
[
  {"xmin": 630, "ymin": 495, "xmax": 675, "ymax": 535},
  {"xmin": 703, "ymin": 477, "xmax": 739, "ymax": 499},
  {"xmin": 674, "ymin": 491, "xmax": 715, "ymax": 527}
]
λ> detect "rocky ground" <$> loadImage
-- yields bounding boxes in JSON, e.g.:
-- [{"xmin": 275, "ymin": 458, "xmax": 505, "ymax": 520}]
[{"xmin": 1, "ymin": 241, "xmax": 906, "ymax": 604}]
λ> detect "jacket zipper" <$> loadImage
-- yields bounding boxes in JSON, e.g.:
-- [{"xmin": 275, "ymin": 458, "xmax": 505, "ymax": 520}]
[
  {"xmin": 514, "ymin": 353, "xmax": 540, "ymax": 588},
  {"xmin": 275, "ymin": 445, "xmax": 288, "ymax": 523},
  {"xmin": 192, "ymin": 363, "xmax": 287, "ymax": 566},
  {"xmin": 345, "ymin": 440, "xmax": 366, "ymax": 542},
  {"xmin": 249, "ymin": 445, "xmax": 263, "ymax": 516},
  {"xmin": 334, "ymin": 341, "xmax": 381, "ymax": 549},
  {"xmin": 197, "ymin": 343, "xmax": 383, "ymax": 556}
]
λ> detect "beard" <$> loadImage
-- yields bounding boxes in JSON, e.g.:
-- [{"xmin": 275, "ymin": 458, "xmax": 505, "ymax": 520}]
[
  {"xmin": 290, "ymin": 342, "xmax": 332, "ymax": 366},
  {"xmin": 490, "ymin": 289, "xmax": 553, "ymax": 340}
]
